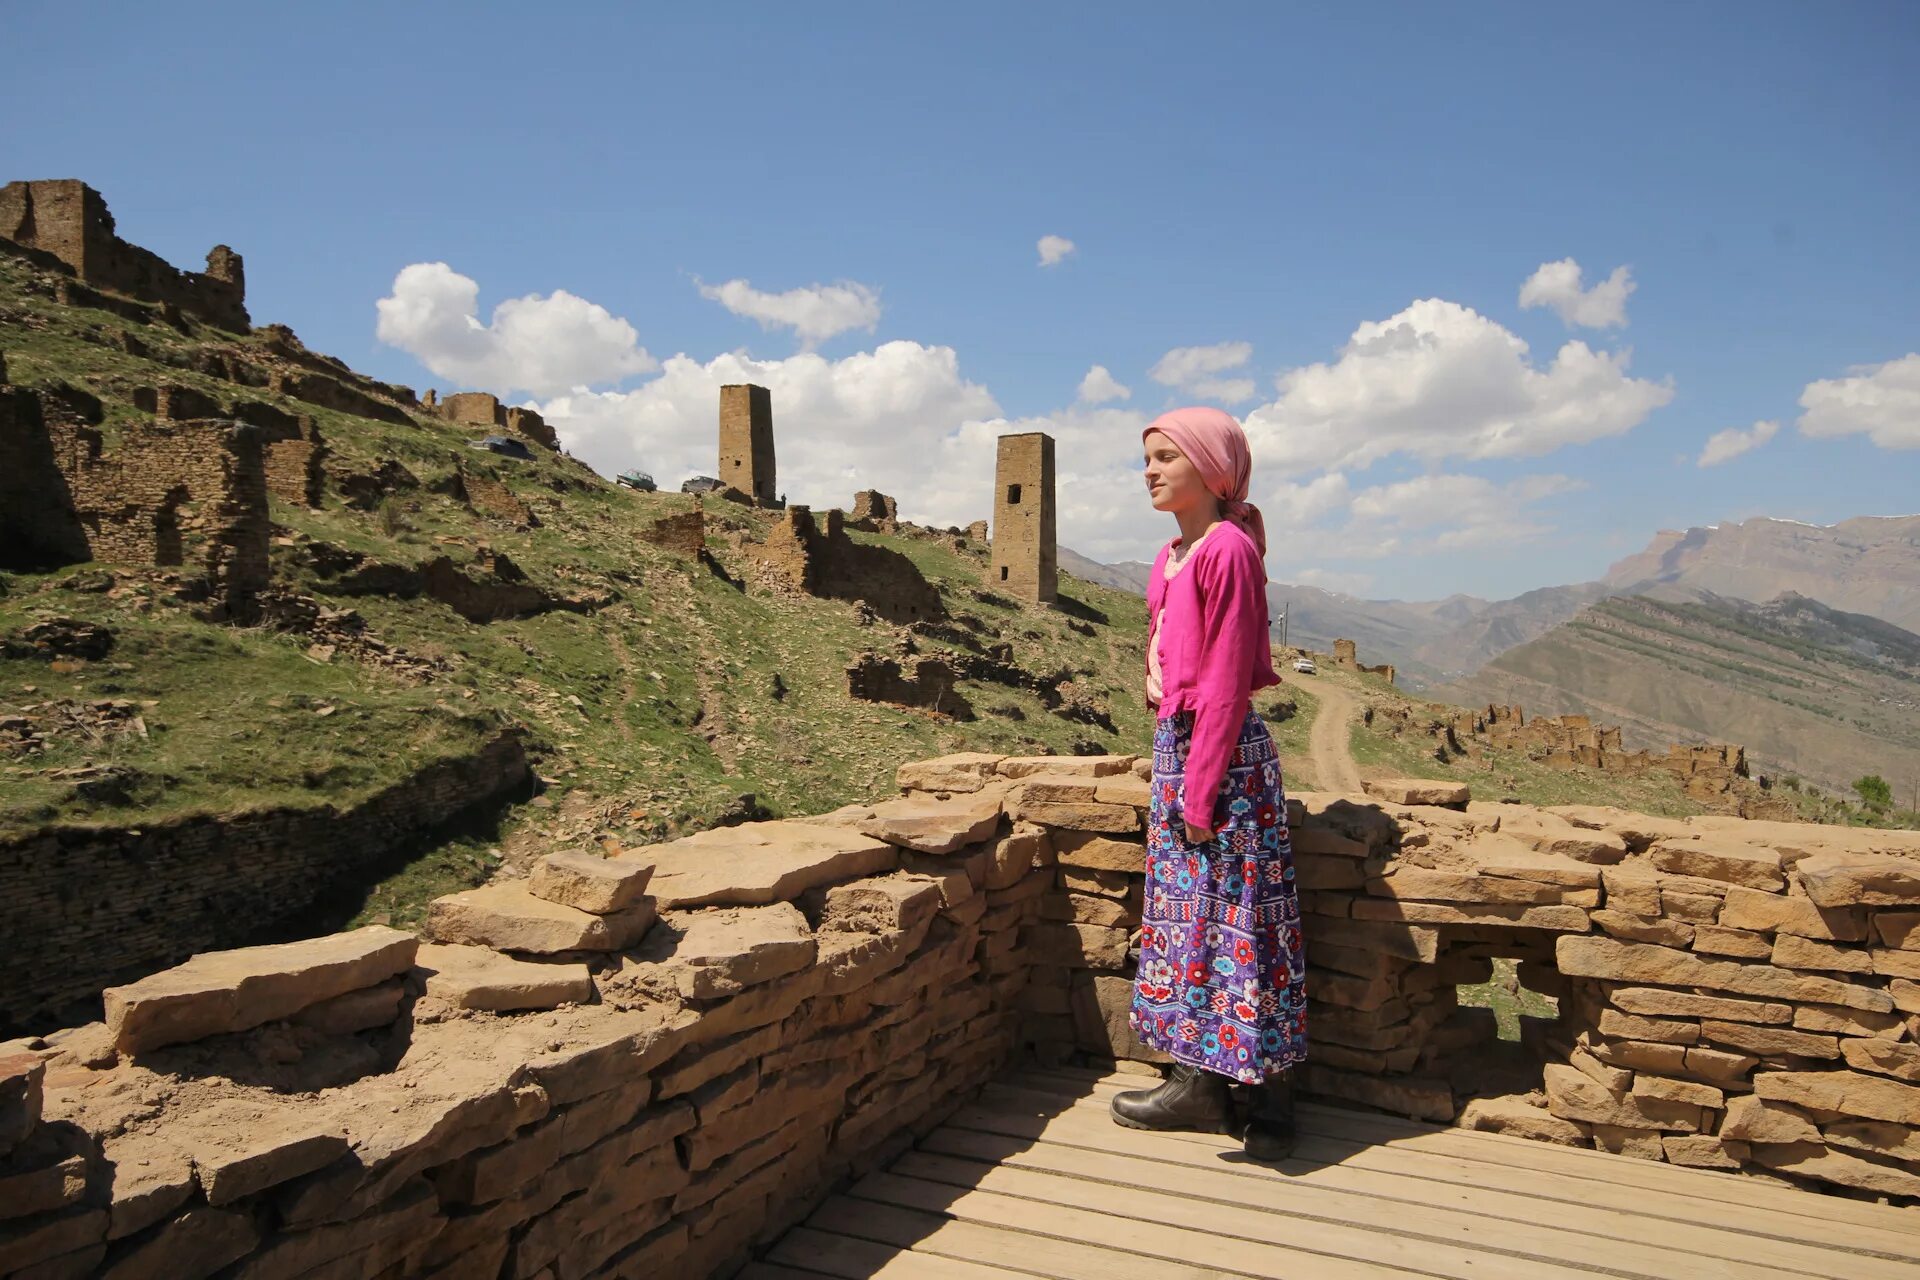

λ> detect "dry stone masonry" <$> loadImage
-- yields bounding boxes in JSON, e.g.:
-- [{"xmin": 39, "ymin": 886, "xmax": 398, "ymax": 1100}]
[
  {"xmin": 718, "ymin": 384, "xmax": 776, "ymax": 507},
  {"xmin": 987, "ymin": 430, "xmax": 1057, "ymax": 604},
  {"xmin": 8, "ymin": 757, "xmax": 1919, "ymax": 1277}
]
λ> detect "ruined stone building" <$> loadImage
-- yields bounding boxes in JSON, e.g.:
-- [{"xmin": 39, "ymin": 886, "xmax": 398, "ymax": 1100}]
[
  {"xmin": 988, "ymin": 431, "xmax": 1057, "ymax": 603},
  {"xmin": 0, "ymin": 179, "xmax": 249, "ymax": 330},
  {"xmin": 757, "ymin": 505, "xmax": 942, "ymax": 624},
  {"xmin": 718, "ymin": 383, "xmax": 776, "ymax": 505},
  {"xmin": 433, "ymin": 390, "xmax": 559, "ymax": 449},
  {"xmin": 1332, "ymin": 637, "xmax": 1396, "ymax": 684}
]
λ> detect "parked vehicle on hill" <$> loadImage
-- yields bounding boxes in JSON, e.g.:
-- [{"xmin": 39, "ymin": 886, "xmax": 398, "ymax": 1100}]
[
  {"xmin": 468, "ymin": 435, "xmax": 534, "ymax": 461},
  {"xmin": 681, "ymin": 475, "xmax": 723, "ymax": 495},
  {"xmin": 616, "ymin": 470, "xmax": 657, "ymax": 492},
  {"xmin": 1292, "ymin": 658, "xmax": 1317, "ymax": 674}
]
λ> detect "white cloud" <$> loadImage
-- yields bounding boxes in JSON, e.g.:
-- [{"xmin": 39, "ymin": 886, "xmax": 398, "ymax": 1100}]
[
  {"xmin": 1519, "ymin": 259, "xmax": 1636, "ymax": 329},
  {"xmin": 1697, "ymin": 419, "xmax": 1780, "ymax": 467},
  {"xmin": 1288, "ymin": 567, "xmax": 1376, "ymax": 596},
  {"xmin": 1148, "ymin": 341, "xmax": 1256, "ymax": 404},
  {"xmin": 1243, "ymin": 298, "xmax": 1672, "ymax": 474},
  {"xmin": 1797, "ymin": 353, "xmax": 1920, "ymax": 450},
  {"xmin": 1077, "ymin": 364, "xmax": 1131, "ymax": 405},
  {"xmin": 695, "ymin": 277, "xmax": 882, "ymax": 349},
  {"xmin": 374, "ymin": 262, "xmax": 656, "ymax": 398},
  {"xmin": 535, "ymin": 340, "xmax": 1001, "ymax": 523},
  {"xmin": 1037, "ymin": 235, "xmax": 1076, "ymax": 267},
  {"xmin": 1266, "ymin": 472, "xmax": 1587, "ymax": 561}
]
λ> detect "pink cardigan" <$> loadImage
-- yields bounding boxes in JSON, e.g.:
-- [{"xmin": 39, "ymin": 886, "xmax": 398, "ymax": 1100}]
[{"xmin": 1146, "ymin": 519, "xmax": 1280, "ymax": 826}]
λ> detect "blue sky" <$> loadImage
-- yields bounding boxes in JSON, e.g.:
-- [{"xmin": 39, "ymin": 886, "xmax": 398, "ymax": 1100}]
[{"xmin": 10, "ymin": 2, "xmax": 1918, "ymax": 601}]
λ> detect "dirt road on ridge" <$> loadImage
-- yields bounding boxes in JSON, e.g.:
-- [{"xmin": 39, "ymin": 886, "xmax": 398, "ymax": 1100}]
[{"xmin": 1305, "ymin": 682, "xmax": 1364, "ymax": 794}]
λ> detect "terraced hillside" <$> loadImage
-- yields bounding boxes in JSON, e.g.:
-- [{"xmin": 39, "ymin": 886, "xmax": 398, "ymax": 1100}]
[{"xmin": 1433, "ymin": 591, "xmax": 1920, "ymax": 796}]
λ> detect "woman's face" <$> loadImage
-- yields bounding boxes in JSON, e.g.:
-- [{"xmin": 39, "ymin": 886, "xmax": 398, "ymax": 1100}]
[{"xmin": 1143, "ymin": 430, "xmax": 1212, "ymax": 515}]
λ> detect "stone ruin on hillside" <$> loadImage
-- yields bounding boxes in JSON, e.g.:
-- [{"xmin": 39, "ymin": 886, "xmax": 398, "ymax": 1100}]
[
  {"xmin": 989, "ymin": 430, "xmax": 1057, "ymax": 604},
  {"xmin": 1333, "ymin": 636, "xmax": 1397, "ymax": 683},
  {"xmin": 719, "ymin": 383, "xmax": 778, "ymax": 506},
  {"xmin": 0, "ymin": 179, "xmax": 249, "ymax": 331},
  {"xmin": 4, "ymin": 760, "xmax": 1920, "ymax": 1278},
  {"xmin": 424, "ymin": 389, "xmax": 559, "ymax": 450}
]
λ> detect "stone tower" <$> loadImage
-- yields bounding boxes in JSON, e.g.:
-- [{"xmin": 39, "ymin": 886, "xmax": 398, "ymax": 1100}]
[
  {"xmin": 988, "ymin": 431, "xmax": 1056, "ymax": 604},
  {"xmin": 718, "ymin": 384, "xmax": 776, "ymax": 505}
]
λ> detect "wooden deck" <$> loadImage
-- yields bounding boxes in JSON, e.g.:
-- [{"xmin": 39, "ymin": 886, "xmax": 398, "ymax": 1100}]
[{"xmin": 748, "ymin": 1066, "xmax": 1920, "ymax": 1280}]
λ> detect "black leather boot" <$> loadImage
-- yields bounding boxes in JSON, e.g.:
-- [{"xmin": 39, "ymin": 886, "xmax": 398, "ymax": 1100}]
[
  {"xmin": 1110, "ymin": 1063, "xmax": 1237, "ymax": 1135},
  {"xmin": 1242, "ymin": 1068, "xmax": 1297, "ymax": 1161}
]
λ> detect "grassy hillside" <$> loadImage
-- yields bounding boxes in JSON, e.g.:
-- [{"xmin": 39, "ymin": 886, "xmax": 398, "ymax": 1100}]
[
  {"xmin": 0, "ymin": 248, "xmax": 1154, "ymax": 922},
  {"xmin": 1431, "ymin": 592, "xmax": 1920, "ymax": 801}
]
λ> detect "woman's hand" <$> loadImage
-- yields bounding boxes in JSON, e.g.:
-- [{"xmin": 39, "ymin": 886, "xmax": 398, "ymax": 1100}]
[{"xmin": 1184, "ymin": 818, "xmax": 1214, "ymax": 844}]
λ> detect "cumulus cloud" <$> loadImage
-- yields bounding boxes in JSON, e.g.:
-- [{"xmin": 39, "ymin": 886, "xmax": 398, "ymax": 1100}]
[
  {"xmin": 1519, "ymin": 259, "xmax": 1636, "ymax": 329},
  {"xmin": 534, "ymin": 340, "xmax": 1001, "ymax": 524},
  {"xmin": 374, "ymin": 262, "xmax": 657, "ymax": 398},
  {"xmin": 1796, "ymin": 353, "xmax": 1920, "ymax": 450},
  {"xmin": 1077, "ymin": 364, "xmax": 1131, "ymax": 405},
  {"xmin": 1697, "ymin": 419, "xmax": 1780, "ymax": 467},
  {"xmin": 1037, "ymin": 235, "xmax": 1076, "ymax": 267},
  {"xmin": 1148, "ymin": 341, "xmax": 1256, "ymax": 404},
  {"xmin": 695, "ymin": 277, "xmax": 882, "ymax": 349},
  {"xmin": 1263, "ymin": 472, "xmax": 1587, "ymax": 561},
  {"xmin": 1242, "ymin": 299, "xmax": 1672, "ymax": 475}
]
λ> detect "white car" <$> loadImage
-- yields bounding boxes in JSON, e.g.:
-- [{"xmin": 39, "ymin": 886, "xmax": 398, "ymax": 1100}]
[{"xmin": 1292, "ymin": 658, "xmax": 1317, "ymax": 674}]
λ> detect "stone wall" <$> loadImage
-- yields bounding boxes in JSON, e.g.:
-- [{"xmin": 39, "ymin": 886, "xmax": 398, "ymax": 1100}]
[
  {"xmin": 0, "ymin": 731, "xmax": 529, "ymax": 1035},
  {"xmin": 756, "ymin": 505, "xmax": 942, "ymax": 624},
  {"xmin": 6, "ymin": 758, "xmax": 1918, "ymax": 1279},
  {"xmin": 988, "ymin": 431, "xmax": 1056, "ymax": 604},
  {"xmin": 0, "ymin": 180, "xmax": 249, "ymax": 331}
]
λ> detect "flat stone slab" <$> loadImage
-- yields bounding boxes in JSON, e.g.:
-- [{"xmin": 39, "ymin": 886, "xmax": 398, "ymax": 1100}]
[
  {"xmin": 632, "ymin": 904, "xmax": 817, "ymax": 999},
  {"xmin": 1363, "ymin": 778, "xmax": 1471, "ymax": 808},
  {"xmin": 416, "ymin": 943, "xmax": 594, "ymax": 1012},
  {"xmin": 103, "ymin": 926, "xmax": 418, "ymax": 1054},
  {"xmin": 895, "ymin": 752, "xmax": 1004, "ymax": 793},
  {"xmin": 856, "ymin": 790, "xmax": 1005, "ymax": 855},
  {"xmin": 1456, "ymin": 833, "xmax": 1603, "ymax": 888},
  {"xmin": 995, "ymin": 754, "xmax": 1135, "ymax": 779},
  {"xmin": 1486, "ymin": 807, "xmax": 1629, "ymax": 864},
  {"xmin": 1797, "ymin": 852, "xmax": 1920, "ymax": 908},
  {"xmin": 0, "ymin": 1053, "xmax": 43, "ymax": 1158},
  {"xmin": 1650, "ymin": 836, "xmax": 1785, "ymax": 890},
  {"xmin": 627, "ymin": 821, "xmax": 897, "ymax": 909},
  {"xmin": 818, "ymin": 874, "xmax": 945, "ymax": 934},
  {"xmin": 529, "ymin": 850, "xmax": 654, "ymax": 914},
  {"xmin": 426, "ymin": 884, "xmax": 655, "ymax": 954}
]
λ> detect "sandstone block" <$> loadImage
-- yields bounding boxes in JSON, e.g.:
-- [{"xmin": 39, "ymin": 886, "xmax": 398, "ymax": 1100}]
[
  {"xmin": 1750, "ymin": 1140, "xmax": 1920, "ymax": 1198},
  {"xmin": 1722, "ymin": 1094, "xmax": 1820, "ymax": 1143},
  {"xmin": 1632, "ymin": 1075, "xmax": 1724, "ymax": 1109},
  {"xmin": 0, "ymin": 1130, "xmax": 88, "ymax": 1221},
  {"xmin": 1841, "ymin": 1038, "xmax": 1920, "ymax": 1083},
  {"xmin": 1554, "ymin": 936, "xmax": 1895, "ymax": 1012},
  {"xmin": 529, "ymin": 850, "xmax": 654, "ymax": 913},
  {"xmin": 1893, "ymin": 979, "xmax": 1920, "ymax": 1014},
  {"xmin": 1592, "ymin": 911, "xmax": 1694, "ymax": 947},
  {"xmin": 1570, "ymin": 1045, "xmax": 1631, "ymax": 1092},
  {"xmin": 629, "ymin": 821, "xmax": 897, "ymax": 909},
  {"xmin": 1825, "ymin": 1119, "xmax": 1920, "ymax": 1162},
  {"xmin": 1051, "ymin": 830, "xmax": 1147, "ymax": 873},
  {"xmin": 1719, "ymin": 886, "xmax": 1867, "ymax": 941},
  {"xmin": 1798, "ymin": 853, "xmax": 1920, "ymax": 908},
  {"xmin": 1753, "ymin": 1069, "xmax": 1920, "ymax": 1125},
  {"xmin": 633, "ymin": 904, "xmax": 817, "ymax": 999},
  {"xmin": 1701, "ymin": 1020, "xmax": 1839, "ymax": 1059},
  {"xmin": 1609, "ymin": 987, "xmax": 1790, "ymax": 1024},
  {"xmin": 180, "ymin": 1110, "xmax": 349, "ymax": 1206},
  {"xmin": 1368, "ymin": 868, "xmax": 1571, "ymax": 906},
  {"xmin": 1874, "ymin": 911, "xmax": 1920, "ymax": 950},
  {"xmin": 1793, "ymin": 1003, "xmax": 1907, "ymax": 1037},
  {"xmin": 426, "ymin": 884, "xmax": 654, "ymax": 954},
  {"xmin": 1070, "ymin": 973, "xmax": 1163, "ymax": 1062},
  {"xmin": 981, "ymin": 827, "xmax": 1051, "ymax": 892},
  {"xmin": 290, "ymin": 980, "xmax": 405, "ymax": 1034},
  {"xmin": 1588, "ymin": 1124, "xmax": 1666, "ymax": 1160},
  {"xmin": 1462, "ymin": 836, "xmax": 1603, "ymax": 888},
  {"xmin": 1683, "ymin": 1045, "xmax": 1759, "ymax": 1081},
  {"xmin": 1691, "ymin": 925, "xmax": 1771, "ymax": 959},
  {"xmin": 857, "ymin": 789, "xmax": 1006, "ymax": 854},
  {"xmin": 1662, "ymin": 892, "xmax": 1721, "ymax": 923},
  {"xmin": 1871, "ymin": 948, "xmax": 1920, "ymax": 979},
  {"xmin": 819, "ymin": 874, "xmax": 945, "ymax": 934},
  {"xmin": 1544, "ymin": 1064, "xmax": 1701, "ymax": 1131},
  {"xmin": 95, "ymin": 1206, "xmax": 258, "ymax": 1280},
  {"xmin": 1770, "ymin": 933, "xmax": 1871, "ymax": 974},
  {"xmin": 1042, "ymin": 893, "xmax": 1135, "ymax": 929},
  {"xmin": 1662, "ymin": 1134, "xmax": 1747, "ymax": 1169},
  {"xmin": 101, "ymin": 1138, "xmax": 195, "ymax": 1241},
  {"xmin": 1597, "ymin": 1010, "xmax": 1698, "ymax": 1045},
  {"xmin": 1062, "ymin": 866, "xmax": 1134, "ymax": 899},
  {"xmin": 0, "ymin": 1055, "xmax": 43, "ymax": 1158},
  {"xmin": 1009, "ymin": 791, "xmax": 1141, "ymax": 833},
  {"xmin": 1456, "ymin": 1096, "xmax": 1587, "ymax": 1145},
  {"xmin": 1362, "ymin": 778, "xmax": 1470, "ymax": 808},
  {"xmin": 103, "ymin": 926, "xmax": 417, "ymax": 1053},
  {"xmin": 896, "ymin": 752, "xmax": 1005, "ymax": 793},
  {"xmin": 0, "ymin": 1208, "xmax": 107, "ymax": 1277},
  {"xmin": 1650, "ymin": 836, "xmax": 1785, "ymax": 890},
  {"xmin": 416, "ymin": 943, "xmax": 593, "ymax": 1012},
  {"xmin": 1495, "ymin": 810, "xmax": 1629, "ymax": 864},
  {"xmin": 1299, "ymin": 1065, "xmax": 1454, "ymax": 1122},
  {"xmin": 1581, "ymin": 1035, "xmax": 1683, "ymax": 1076},
  {"xmin": 1601, "ymin": 864, "xmax": 1663, "ymax": 915},
  {"xmin": 1350, "ymin": 899, "xmax": 1590, "ymax": 931},
  {"xmin": 1297, "ymin": 855, "xmax": 1367, "ymax": 891},
  {"xmin": 1291, "ymin": 827, "xmax": 1371, "ymax": 858},
  {"xmin": 1093, "ymin": 776, "xmax": 1152, "ymax": 809},
  {"xmin": 1023, "ymin": 922, "xmax": 1129, "ymax": 969},
  {"xmin": 1303, "ymin": 914, "xmax": 1440, "ymax": 963},
  {"xmin": 996, "ymin": 754, "xmax": 1134, "ymax": 779}
]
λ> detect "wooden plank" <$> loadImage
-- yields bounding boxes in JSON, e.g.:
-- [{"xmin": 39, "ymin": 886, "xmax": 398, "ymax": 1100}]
[
  {"xmin": 943, "ymin": 1098, "xmax": 1920, "ymax": 1272},
  {"xmin": 994, "ymin": 1073, "xmax": 1920, "ymax": 1248},
  {"xmin": 888, "ymin": 1150, "xmax": 1616, "ymax": 1280},
  {"xmin": 845, "ymin": 1171, "xmax": 1429, "ymax": 1280},
  {"xmin": 805, "ymin": 1195, "xmax": 1276, "ymax": 1280},
  {"xmin": 768, "ymin": 1223, "xmax": 1027, "ymax": 1279}
]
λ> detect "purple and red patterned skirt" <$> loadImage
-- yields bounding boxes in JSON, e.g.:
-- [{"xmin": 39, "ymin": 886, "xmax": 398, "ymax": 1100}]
[{"xmin": 1129, "ymin": 707, "xmax": 1309, "ymax": 1084}]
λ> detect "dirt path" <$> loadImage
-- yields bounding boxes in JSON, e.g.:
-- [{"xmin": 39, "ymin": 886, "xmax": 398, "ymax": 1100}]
[{"xmin": 1306, "ymin": 682, "xmax": 1364, "ymax": 794}]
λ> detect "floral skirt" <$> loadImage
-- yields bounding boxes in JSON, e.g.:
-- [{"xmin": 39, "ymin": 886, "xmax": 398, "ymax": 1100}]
[{"xmin": 1128, "ymin": 707, "xmax": 1309, "ymax": 1083}]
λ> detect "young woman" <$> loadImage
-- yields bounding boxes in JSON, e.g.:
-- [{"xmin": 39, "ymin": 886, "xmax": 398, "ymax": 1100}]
[{"xmin": 1111, "ymin": 406, "xmax": 1308, "ymax": 1161}]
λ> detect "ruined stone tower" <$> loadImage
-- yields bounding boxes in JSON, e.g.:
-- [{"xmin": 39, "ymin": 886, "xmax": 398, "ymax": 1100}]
[
  {"xmin": 718, "ymin": 383, "xmax": 776, "ymax": 505},
  {"xmin": 988, "ymin": 431, "xmax": 1056, "ymax": 603}
]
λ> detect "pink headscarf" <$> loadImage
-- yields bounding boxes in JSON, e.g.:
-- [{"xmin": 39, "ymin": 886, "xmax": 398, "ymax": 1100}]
[{"xmin": 1142, "ymin": 407, "xmax": 1267, "ymax": 557}]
